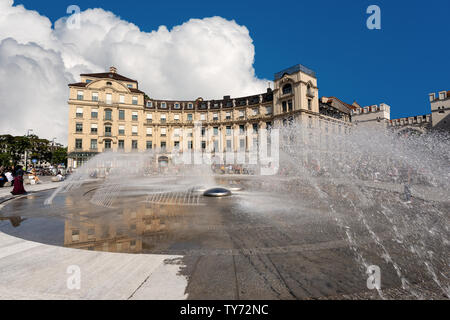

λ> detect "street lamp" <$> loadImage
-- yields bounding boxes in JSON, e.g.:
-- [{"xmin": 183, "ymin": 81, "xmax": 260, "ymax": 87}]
[{"xmin": 24, "ymin": 129, "xmax": 33, "ymax": 170}]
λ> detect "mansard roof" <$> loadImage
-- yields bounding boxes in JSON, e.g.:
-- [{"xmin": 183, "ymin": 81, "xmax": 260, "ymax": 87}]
[{"xmin": 80, "ymin": 72, "xmax": 138, "ymax": 83}]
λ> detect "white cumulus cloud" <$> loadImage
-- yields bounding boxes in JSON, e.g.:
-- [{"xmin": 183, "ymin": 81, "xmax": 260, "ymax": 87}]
[{"xmin": 0, "ymin": 0, "xmax": 268, "ymax": 143}]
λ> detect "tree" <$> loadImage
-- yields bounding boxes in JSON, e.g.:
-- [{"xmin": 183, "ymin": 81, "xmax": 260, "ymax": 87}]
[{"xmin": 51, "ymin": 147, "xmax": 68, "ymax": 166}]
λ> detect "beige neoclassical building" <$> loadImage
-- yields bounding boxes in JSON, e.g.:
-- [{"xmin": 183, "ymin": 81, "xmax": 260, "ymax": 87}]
[{"xmin": 67, "ymin": 65, "xmax": 355, "ymax": 168}]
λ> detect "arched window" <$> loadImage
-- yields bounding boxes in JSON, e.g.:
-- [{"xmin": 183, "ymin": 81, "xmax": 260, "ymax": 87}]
[{"xmin": 282, "ymin": 83, "xmax": 292, "ymax": 95}]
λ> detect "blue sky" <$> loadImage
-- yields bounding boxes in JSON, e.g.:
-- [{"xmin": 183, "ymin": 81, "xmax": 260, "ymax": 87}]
[{"xmin": 14, "ymin": 0, "xmax": 450, "ymax": 119}]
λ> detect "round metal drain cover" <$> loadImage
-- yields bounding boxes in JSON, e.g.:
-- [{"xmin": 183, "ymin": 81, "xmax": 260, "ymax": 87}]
[{"xmin": 203, "ymin": 188, "xmax": 232, "ymax": 197}]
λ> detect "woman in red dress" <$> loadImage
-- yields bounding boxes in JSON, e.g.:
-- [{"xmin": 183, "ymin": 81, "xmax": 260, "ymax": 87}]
[{"xmin": 11, "ymin": 165, "xmax": 27, "ymax": 195}]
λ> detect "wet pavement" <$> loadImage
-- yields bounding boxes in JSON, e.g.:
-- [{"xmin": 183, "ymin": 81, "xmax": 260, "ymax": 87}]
[{"xmin": 0, "ymin": 176, "xmax": 448, "ymax": 300}]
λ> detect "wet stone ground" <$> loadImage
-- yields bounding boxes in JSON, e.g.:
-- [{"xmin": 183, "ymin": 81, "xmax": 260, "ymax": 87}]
[{"xmin": 0, "ymin": 177, "xmax": 448, "ymax": 300}]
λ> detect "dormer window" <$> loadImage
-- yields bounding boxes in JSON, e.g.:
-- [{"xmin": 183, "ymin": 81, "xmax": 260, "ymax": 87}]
[
  {"xmin": 147, "ymin": 101, "xmax": 153, "ymax": 108},
  {"xmin": 127, "ymin": 84, "xmax": 133, "ymax": 88},
  {"xmin": 174, "ymin": 103, "xmax": 180, "ymax": 109},
  {"xmin": 282, "ymin": 83, "xmax": 292, "ymax": 95},
  {"xmin": 161, "ymin": 102, "xmax": 167, "ymax": 109},
  {"xmin": 86, "ymin": 79, "xmax": 92, "ymax": 83},
  {"xmin": 188, "ymin": 103, "xmax": 193, "ymax": 109}
]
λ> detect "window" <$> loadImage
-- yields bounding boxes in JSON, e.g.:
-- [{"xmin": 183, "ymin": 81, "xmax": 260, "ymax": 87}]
[
  {"xmin": 226, "ymin": 140, "xmax": 232, "ymax": 151},
  {"xmin": 239, "ymin": 110, "xmax": 245, "ymax": 118},
  {"xmin": 104, "ymin": 140, "xmax": 112, "ymax": 150},
  {"xmin": 76, "ymin": 107, "xmax": 83, "ymax": 118},
  {"xmin": 239, "ymin": 125, "xmax": 245, "ymax": 135},
  {"xmin": 160, "ymin": 127, "xmax": 167, "ymax": 136},
  {"xmin": 118, "ymin": 140, "xmax": 124, "ymax": 149},
  {"xmin": 252, "ymin": 123, "xmax": 258, "ymax": 134},
  {"xmin": 201, "ymin": 141, "xmax": 206, "ymax": 150},
  {"xmin": 226, "ymin": 112, "xmax": 231, "ymax": 120},
  {"xmin": 266, "ymin": 106, "xmax": 273, "ymax": 115},
  {"xmin": 127, "ymin": 84, "xmax": 133, "ymax": 88},
  {"xmin": 132, "ymin": 96, "xmax": 138, "ymax": 105},
  {"xmin": 174, "ymin": 141, "xmax": 180, "ymax": 149},
  {"xmin": 105, "ymin": 109, "xmax": 112, "ymax": 121},
  {"xmin": 282, "ymin": 83, "xmax": 292, "ymax": 95},
  {"xmin": 132, "ymin": 126, "xmax": 138, "ymax": 135},
  {"xmin": 288, "ymin": 100, "xmax": 293, "ymax": 111},
  {"xmin": 187, "ymin": 103, "xmax": 193, "ymax": 109},
  {"xmin": 146, "ymin": 127, "xmax": 153, "ymax": 136},
  {"xmin": 104, "ymin": 126, "xmax": 112, "ymax": 136},
  {"xmin": 146, "ymin": 141, "xmax": 152, "ymax": 150},
  {"xmin": 75, "ymin": 139, "xmax": 82, "ymax": 149},
  {"xmin": 90, "ymin": 139, "xmax": 97, "ymax": 150},
  {"xmin": 187, "ymin": 114, "xmax": 193, "ymax": 121},
  {"xmin": 76, "ymin": 123, "xmax": 83, "ymax": 133},
  {"xmin": 86, "ymin": 79, "xmax": 92, "ymax": 83},
  {"xmin": 174, "ymin": 103, "xmax": 180, "ymax": 109},
  {"xmin": 213, "ymin": 140, "xmax": 219, "ymax": 152},
  {"xmin": 201, "ymin": 127, "xmax": 206, "ymax": 136},
  {"xmin": 161, "ymin": 102, "xmax": 167, "ymax": 109},
  {"xmin": 146, "ymin": 113, "xmax": 153, "ymax": 122},
  {"xmin": 308, "ymin": 99, "xmax": 312, "ymax": 111},
  {"xmin": 174, "ymin": 128, "xmax": 180, "ymax": 137},
  {"xmin": 160, "ymin": 114, "xmax": 166, "ymax": 123},
  {"xmin": 240, "ymin": 139, "xmax": 245, "ymax": 150},
  {"xmin": 282, "ymin": 101, "xmax": 287, "ymax": 113},
  {"xmin": 119, "ymin": 110, "xmax": 125, "ymax": 120},
  {"xmin": 146, "ymin": 101, "xmax": 152, "ymax": 108},
  {"xmin": 213, "ymin": 127, "xmax": 219, "ymax": 136},
  {"xmin": 106, "ymin": 93, "xmax": 112, "ymax": 105},
  {"xmin": 213, "ymin": 113, "xmax": 219, "ymax": 121},
  {"xmin": 91, "ymin": 124, "xmax": 98, "ymax": 134},
  {"xmin": 200, "ymin": 113, "xmax": 206, "ymax": 121},
  {"xmin": 118, "ymin": 125, "xmax": 125, "ymax": 135},
  {"xmin": 187, "ymin": 141, "xmax": 193, "ymax": 149},
  {"xmin": 106, "ymin": 82, "xmax": 112, "ymax": 86},
  {"xmin": 187, "ymin": 128, "xmax": 193, "ymax": 137},
  {"xmin": 77, "ymin": 91, "xmax": 84, "ymax": 100},
  {"xmin": 226, "ymin": 126, "xmax": 232, "ymax": 136},
  {"xmin": 92, "ymin": 92, "xmax": 98, "ymax": 101},
  {"xmin": 161, "ymin": 141, "xmax": 166, "ymax": 150},
  {"xmin": 91, "ymin": 109, "xmax": 98, "ymax": 119},
  {"xmin": 174, "ymin": 114, "xmax": 180, "ymax": 121},
  {"xmin": 132, "ymin": 111, "xmax": 138, "ymax": 121},
  {"xmin": 132, "ymin": 140, "xmax": 138, "ymax": 149},
  {"xmin": 119, "ymin": 95, "xmax": 125, "ymax": 103},
  {"xmin": 253, "ymin": 108, "xmax": 259, "ymax": 116}
]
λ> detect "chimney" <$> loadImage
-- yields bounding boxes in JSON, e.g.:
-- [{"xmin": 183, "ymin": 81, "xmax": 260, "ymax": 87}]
[{"xmin": 110, "ymin": 66, "xmax": 117, "ymax": 74}]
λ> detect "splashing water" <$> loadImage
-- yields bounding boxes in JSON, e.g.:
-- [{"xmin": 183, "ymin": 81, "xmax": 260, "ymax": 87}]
[{"xmin": 44, "ymin": 123, "xmax": 449, "ymax": 299}]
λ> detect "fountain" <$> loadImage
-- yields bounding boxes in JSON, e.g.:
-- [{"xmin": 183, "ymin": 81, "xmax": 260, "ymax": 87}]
[{"xmin": 1, "ymin": 123, "xmax": 449, "ymax": 300}]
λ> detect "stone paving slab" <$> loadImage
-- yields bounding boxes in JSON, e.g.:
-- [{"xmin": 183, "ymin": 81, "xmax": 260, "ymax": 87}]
[{"xmin": 0, "ymin": 232, "xmax": 187, "ymax": 300}]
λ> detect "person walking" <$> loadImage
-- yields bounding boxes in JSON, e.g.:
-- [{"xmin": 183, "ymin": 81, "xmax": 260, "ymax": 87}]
[{"xmin": 11, "ymin": 165, "xmax": 27, "ymax": 195}]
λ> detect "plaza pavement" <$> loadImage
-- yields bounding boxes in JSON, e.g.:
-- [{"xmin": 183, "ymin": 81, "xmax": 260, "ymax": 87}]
[
  {"xmin": 0, "ymin": 181, "xmax": 188, "ymax": 300},
  {"xmin": 0, "ymin": 176, "xmax": 447, "ymax": 300}
]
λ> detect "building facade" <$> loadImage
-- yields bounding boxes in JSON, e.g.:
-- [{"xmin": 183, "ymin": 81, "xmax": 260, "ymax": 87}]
[
  {"xmin": 387, "ymin": 90, "xmax": 449, "ymax": 134},
  {"xmin": 67, "ymin": 65, "xmax": 383, "ymax": 169}
]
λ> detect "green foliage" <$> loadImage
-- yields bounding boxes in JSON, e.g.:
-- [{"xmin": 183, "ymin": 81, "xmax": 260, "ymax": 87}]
[{"xmin": 0, "ymin": 134, "xmax": 67, "ymax": 166}]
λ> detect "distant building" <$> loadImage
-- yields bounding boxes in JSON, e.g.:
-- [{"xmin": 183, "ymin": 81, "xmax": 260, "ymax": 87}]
[
  {"xmin": 388, "ymin": 90, "xmax": 449, "ymax": 134},
  {"xmin": 429, "ymin": 90, "xmax": 450, "ymax": 131}
]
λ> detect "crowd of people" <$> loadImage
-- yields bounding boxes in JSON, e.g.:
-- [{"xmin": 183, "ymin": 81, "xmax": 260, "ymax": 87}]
[
  {"xmin": 0, "ymin": 165, "xmax": 26, "ymax": 195},
  {"xmin": 0, "ymin": 165, "xmax": 67, "ymax": 196}
]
